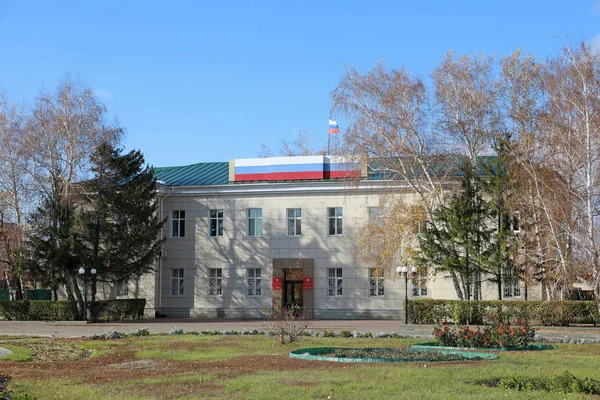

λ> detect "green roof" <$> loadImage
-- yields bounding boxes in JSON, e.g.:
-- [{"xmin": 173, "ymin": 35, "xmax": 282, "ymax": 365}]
[
  {"xmin": 154, "ymin": 162, "xmax": 229, "ymax": 186},
  {"xmin": 153, "ymin": 156, "xmax": 497, "ymax": 187}
]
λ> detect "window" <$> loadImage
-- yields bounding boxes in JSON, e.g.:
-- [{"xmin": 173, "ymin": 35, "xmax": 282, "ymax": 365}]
[
  {"xmin": 412, "ymin": 271, "xmax": 428, "ymax": 297},
  {"xmin": 368, "ymin": 207, "xmax": 381, "ymax": 225},
  {"xmin": 328, "ymin": 268, "xmax": 343, "ymax": 296},
  {"xmin": 328, "ymin": 207, "xmax": 343, "ymax": 235},
  {"xmin": 209, "ymin": 268, "xmax": 222, "ymax": 295},
  {"xmin": 512, "ymin": 211, "xmax": 521, "ymax": 233},
  {"xmin": 369, "ymin": 269, "xmax": 384, "ymax": 296},
  {"xmin": 209, "ymin": 209, "xmax": 224, "ymax": 237},
  {"xmin": 171, "ymin": 210, "xmax": 185, "ymax": 237},
  {"xmin": 503, "ymin": 267, "xmax": 521, "ymax": 298},
  {"xmin": 414, "ymin": 221, "xmax": 426, "ymax": 236},
  {"xmin": 247, "ymin": 268, "xmax": 261, "ymax": 296},
  {"xmin": 171, "ymin": 269, "xmax": 184, "ymax": 296},
  {"xmin": 117, "ymin": 280, "xmax": 129, "ymax": 296},
  {"xmin": 287, "ymin": 208, "xmax": 301, "ymax": 236},
  {"xmin": 248, "ymin": 208, "xmax": 262, "ymax": 237}
]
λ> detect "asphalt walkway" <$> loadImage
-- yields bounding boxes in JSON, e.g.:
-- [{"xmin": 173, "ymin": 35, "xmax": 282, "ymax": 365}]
[{"xmin": 0, "ymin": 319, "xmax": 599, "ymax": 343}]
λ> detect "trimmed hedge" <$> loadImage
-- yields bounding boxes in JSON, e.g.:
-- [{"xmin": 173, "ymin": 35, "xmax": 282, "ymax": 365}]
[
  {"xmin": 409, "ymin": 299, "xmax": 600, "ymax": 326},
  {"xmin": 0, "ymin": 300, "xmax": 75, "ymax": 321},
  {"xmin": 0, "ymin": 299, "xmax": 146, "ymax": 321},
  {"xmin": 91, "ymin": 299, "xmax": 146, "ymax": 322}
]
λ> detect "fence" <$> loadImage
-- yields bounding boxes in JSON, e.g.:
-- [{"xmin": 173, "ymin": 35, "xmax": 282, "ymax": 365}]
[{"xmin": 26, "ymin": 289, "xmax": 52, "ymax": 300}]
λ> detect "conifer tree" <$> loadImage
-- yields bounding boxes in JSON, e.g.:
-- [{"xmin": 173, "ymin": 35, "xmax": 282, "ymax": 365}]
[
  {"xmin": 79, "ymin": 142, "xmax": 165, "ymax": 309},
  {"xmin": 482, "ymin": 143, "xmax": 518, "ymax": 300},
  {"xmin": 416, "ymin": 162, "xmax": 493, "ymax": 300}
]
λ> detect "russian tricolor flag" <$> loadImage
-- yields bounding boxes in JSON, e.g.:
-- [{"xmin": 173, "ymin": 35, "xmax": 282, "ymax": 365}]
[{"xmin": 328, "ymin": 119, "xmax": 339, "ymax": 134}]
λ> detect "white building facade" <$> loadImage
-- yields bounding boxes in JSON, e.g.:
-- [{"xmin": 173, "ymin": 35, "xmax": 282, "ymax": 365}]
[{"xmin": 119, "ymin": 155, "xmax": 526, "ymax": 319}]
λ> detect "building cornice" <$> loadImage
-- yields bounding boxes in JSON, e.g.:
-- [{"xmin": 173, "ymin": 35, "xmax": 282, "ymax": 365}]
[{"xmin": 156, "ymin": 180, "xmax": 418, "ymax": 197}]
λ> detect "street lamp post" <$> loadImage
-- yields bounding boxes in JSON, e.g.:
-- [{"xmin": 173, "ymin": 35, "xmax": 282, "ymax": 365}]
[
  {"xmin": 78, "ymin": 268, "xmax": 97, "ymax": 321},
  {"xmin": 397, "ymin": 265, "xmax": 418, "ymax": 324}
]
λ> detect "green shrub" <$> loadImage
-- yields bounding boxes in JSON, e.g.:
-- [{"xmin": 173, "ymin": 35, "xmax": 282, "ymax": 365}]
[
  {"xmin": 90, "ymin": 299, "xmax": 146, "ymax": 322},
  {"xmin": 500, "ymin": 371, "xmax": 600, "ymax": 395},
  {"xmin": 0, "ymin": 300, "xmax": 76, "ymax": 321},
  {"xmin": 410, "ymin": 299, "xmax": 600, "ymax": 326}
]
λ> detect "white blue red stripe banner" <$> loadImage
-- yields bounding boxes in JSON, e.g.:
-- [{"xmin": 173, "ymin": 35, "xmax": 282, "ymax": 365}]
[
  {"xmin": 231, "ymin": 156, "xmax": 361, "ymax": 182},
  {"xmin": 328, "ymin": 119, "xmax": 339, "ymax": 134}
]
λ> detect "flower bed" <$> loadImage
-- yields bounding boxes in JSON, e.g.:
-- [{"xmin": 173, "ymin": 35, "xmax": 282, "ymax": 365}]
[
  {"xmin": 289, "ymin": 347, "xmax": 498, "ymax": 363},
  {"xmin": 412, "ymin": 342, "xmax": 556, "ymax": 352},
  {"xmin": 432, "ymin": 314, "xmax": 536, "ymax": 349}
]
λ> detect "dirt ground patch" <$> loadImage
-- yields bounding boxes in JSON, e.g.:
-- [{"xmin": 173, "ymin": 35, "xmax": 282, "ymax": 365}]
[{"xmin": 25, "ymin": 340, "xmax": 91, "ymax": 362}]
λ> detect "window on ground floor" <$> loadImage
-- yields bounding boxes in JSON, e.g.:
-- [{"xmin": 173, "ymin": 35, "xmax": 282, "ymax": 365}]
[
  {"xmin": 503, "ymin": 267, "xmax": 521, "ymax": 298},
  {"xmin": 171, "ymin": 269, "xmax": 184, "ymax": 296},
  {"xmin": 209, "ymin": 268, "xmax": 222, "ymax": 295},
  {"xmin": 412, "ymin": 270, "xmax": 427, "ymax": 297},
  {"xmin": 247, "ymin": 268, "xmax": 261, "ymax": 296},
  {"xmin": 117, "ymin": 280, "xmax": 129, "ymax": 296},
  {"xmin": 369, "ymin": 268, "xmax": 384, "ymax": 296},
  {"xmin": 328, "ymin": 268, "xmax": 343, "ymax": 297}
]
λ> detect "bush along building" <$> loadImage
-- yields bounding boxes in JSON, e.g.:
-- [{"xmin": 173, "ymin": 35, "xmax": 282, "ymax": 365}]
[{"xmin": 109, "ymin": 154, "xmax": 532, "ymax": 320}]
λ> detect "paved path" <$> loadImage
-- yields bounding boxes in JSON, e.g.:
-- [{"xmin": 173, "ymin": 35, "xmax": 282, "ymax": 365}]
[{"xmin": 0, "ymin": 319, "xmax": 599, "ymax": 343}]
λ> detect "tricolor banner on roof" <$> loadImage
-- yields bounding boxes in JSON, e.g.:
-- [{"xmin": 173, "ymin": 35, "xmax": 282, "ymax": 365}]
[
  {"xmin": 328, "ymin": 119, "xmax": 339, "ymax": 134},
  {"xmin": 229, "ymin": 155, "xmax": 363, "ymax": 182}
]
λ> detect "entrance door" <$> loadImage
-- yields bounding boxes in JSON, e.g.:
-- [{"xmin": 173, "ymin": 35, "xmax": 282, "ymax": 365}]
[{"xmin": 284, "ymin": 281, "xmax": 304, "ymax": 310}]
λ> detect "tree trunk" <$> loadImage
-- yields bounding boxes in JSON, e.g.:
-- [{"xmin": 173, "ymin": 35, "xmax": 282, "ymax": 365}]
[
  {"xmin": 450, "ymin": 271, "xmax": 464, "ymax": 300},
  {"xmin": 90, "ymin": 275, "xmax": 97, "ymax": 322},
  {"xmin": 14, "ymin": 277, "xmax": 23, "ymax": 300}
]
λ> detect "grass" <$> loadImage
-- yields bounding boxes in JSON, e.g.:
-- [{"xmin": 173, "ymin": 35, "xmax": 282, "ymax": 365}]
[
  {"xmin": 1, "ymin": 335, "xmax": 600, "ymax": 399},
  {"xmin": 1, "ymin": 344, "xmax": 33, "ymax": 361}
]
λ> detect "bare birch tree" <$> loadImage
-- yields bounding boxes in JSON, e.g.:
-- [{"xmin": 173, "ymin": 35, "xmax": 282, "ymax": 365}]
[
  {"xmin": 541, "ymin": 43, "xmax": 600, "ymax": 304},
  {"xmin": 25, "ymin": 76, "xmax": 122, "ymax": 316},
  {"xmin": 433, "ymin": 52, "xmax": 501, "ymax": 168},
  {"xmin": 0, "ymin": 95, "xmax": 32, "ymax": 299},
  {"xmin": 258, "ymin": 130, "xmax": 326, "ymax": 157},
  {"xmin": 331, "ymin": 62, "xmax": 451, "ymax": 214}
]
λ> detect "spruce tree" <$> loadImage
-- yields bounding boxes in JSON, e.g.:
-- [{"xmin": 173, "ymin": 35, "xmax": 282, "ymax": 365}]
[
  {"xmin": 79, "ymin": 142, "xmax": 164, "ymax": 309},
  {"xmin": 416, "ymin": 162, "xmax": 493, "ymax": 300},
  {"xmin": 481, "ymin": 144, "xmax": 517, "ymax": 300},
  {"xmin": 28, "ymin": 196, "xmax": 84, "ymax": 316}
]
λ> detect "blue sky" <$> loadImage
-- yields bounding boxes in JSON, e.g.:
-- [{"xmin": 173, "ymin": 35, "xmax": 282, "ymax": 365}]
[{"xmin": 1, "ymin": 0, "xmax": 599, "ymax": 167}]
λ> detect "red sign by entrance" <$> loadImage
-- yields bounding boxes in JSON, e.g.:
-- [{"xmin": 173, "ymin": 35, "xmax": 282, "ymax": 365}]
[
  {"xmin": 303, "ymin": 277, "xmax": 313, "ymax": 290},
  {"xmin": 272, "ymin": 277, "xmax": 282, "ymax": 290}
]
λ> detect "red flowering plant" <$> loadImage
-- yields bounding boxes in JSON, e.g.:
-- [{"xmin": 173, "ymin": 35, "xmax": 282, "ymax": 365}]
[
  {"xmin": 486, "ymin": 314, "xmax": 535, "ymax": 348},
  {"xmin": 432, "ymin": 314, "xmax": 536, "ymax": 349},
  {"xmin": 432, "ymin": 321, "xmax": 457, "ymax": 347}
]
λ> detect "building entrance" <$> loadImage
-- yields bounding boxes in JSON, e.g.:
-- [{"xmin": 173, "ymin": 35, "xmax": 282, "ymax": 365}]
[
  {"xmin": 272, "ymin": 260, "xmax": 314, "ymax": 319},
  {"xmin": 283, "ymin": 268, "xmax": 304, "ymax": 312}
]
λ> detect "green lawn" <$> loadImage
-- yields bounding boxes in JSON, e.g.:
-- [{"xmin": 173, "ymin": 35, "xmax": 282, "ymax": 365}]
[{"xmin": 2, "ymin": 334, "xmax": 600, "ymax": 399}]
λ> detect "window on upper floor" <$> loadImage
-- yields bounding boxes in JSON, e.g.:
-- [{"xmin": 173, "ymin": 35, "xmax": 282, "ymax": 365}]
[
  {"xmin": 209, "ymin": 209, "xmax": 224, "ymax": 237},
  {"xmin": 512, "ymin": 211, "xmax": 521, "ymax": 233},
  {"xmin": 171, "ymin": 210, "xmax": 185, "ymax": 238},
  {"xmin": 328, "ymin": 207, "xmax": 343, "ymax": 235},
  {"xmin": 248, "ymin": 208, "xmax": 262, "ymax": 237},
  {"xmin": 287, "ymin": 208, "xmax": 301, "ymax": 236},
  {"xmin": 367, "ymin": 206, "xmax": 383, "ymax": 226}
]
